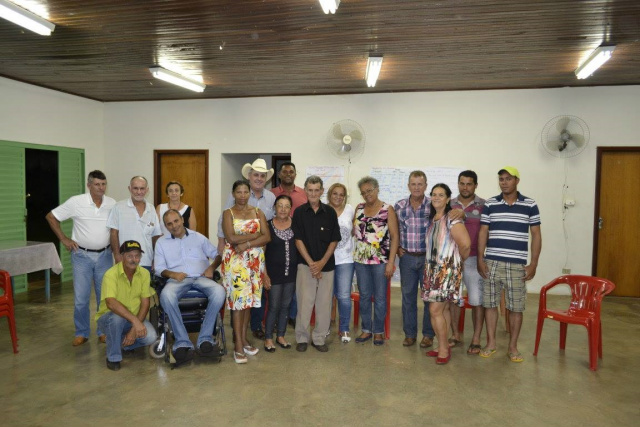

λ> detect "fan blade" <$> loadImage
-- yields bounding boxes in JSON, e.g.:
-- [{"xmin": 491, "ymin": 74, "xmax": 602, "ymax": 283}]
[
  {"xmin": 546, "ymin": 138, "xmax": 562, "ymax": 152},
  {"xmin": 349, "ymin": 129, "xmax": 363, "ymax": 142},
  {"xmin": 571, "ymin": 133, "xmax": 585, "ymax": 147},
  {"xmin": 556, "ymin": 117, "xmax": 570, "ymax": 133},
  {"xmin": 332, "ymin": 124, "xmax": 344, "ymax": 141}
]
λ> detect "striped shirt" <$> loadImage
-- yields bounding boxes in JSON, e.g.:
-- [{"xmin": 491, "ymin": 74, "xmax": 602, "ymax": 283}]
[
  {"xmin": 481, "ymin": 192, "xmax": 541, "ymax": 264},
  {"xmin": 394, "ymin": 196, "xmax": 430, "ymax": 253}
]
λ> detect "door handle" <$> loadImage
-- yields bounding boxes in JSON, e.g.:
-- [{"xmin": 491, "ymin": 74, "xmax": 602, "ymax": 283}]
[{"xmin": 598, "ymin": 217, "xmax": 604, "ymax": 230}]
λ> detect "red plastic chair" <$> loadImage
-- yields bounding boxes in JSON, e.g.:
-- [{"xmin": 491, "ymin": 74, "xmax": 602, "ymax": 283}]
[
  {"xmin": 351, "ymin": 277, "xmax": 392, "ymax": 340},
  {"xmin": 533, "ymin": 275, "xmax": 615, "ymax": 371},
  {"xmin": 0, "ymin": 270, "xmax": 19, "ymax": 353},
  {"xmin": 456, "ymin": 296, "xmax": 474, "ymax": 333}
]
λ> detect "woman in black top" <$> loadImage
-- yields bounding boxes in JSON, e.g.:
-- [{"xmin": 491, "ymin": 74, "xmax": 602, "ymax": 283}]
[{"xmin": 263, "ymin": 195, "xmax": 298, "ymax": 352}]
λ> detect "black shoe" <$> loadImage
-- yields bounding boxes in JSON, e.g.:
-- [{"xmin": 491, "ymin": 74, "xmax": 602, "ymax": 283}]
[
  {"xmin": 264, "ymin": 345, "xmax": 276, "ymax": 353},
  {"xmin": 106, "ymin": 359, "xmax": 121, "ymax": 371},
  {"xmin": 122, "ymin": 349, "xmax": 135, "ymax": 357},
  {"xmin": 173, "ymin": 347, "xmax": 194, "ymax": 366},
  {"xmin": 311, "ymin": 342, "xmax": 329, "ymax": 352},
  {"xmin": 252, "ymin": 329, "xmax": 266, "ymax": 340},
  {"xmin": 277, "ymin": 339, "xmax": 292, "ymax": 349},
  {"xmin": 198, "ymin": 342, "xmax": 221, "ymax": 359},
  {"xmin": 288, "ymin": 318, "xmax": 296, "ymax": 328},
  {"xmin": 296, "ymin": 342, "xmax": 308, "ymax": 352}
]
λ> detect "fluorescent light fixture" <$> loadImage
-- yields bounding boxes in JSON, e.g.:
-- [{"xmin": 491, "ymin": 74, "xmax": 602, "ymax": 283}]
[
  {"xmin": 149, "ymin": 66, "xmax": 206, "ymax": 92},
  {"xmin": 365, "ymin": 55, "xmax": 383, "ymax": 88},
  {"xmin": 319, "ymin": 0, "xmax": 340, "ymax": 14},
  {"xmin": 575, "ymin": 45, "xmax": 616, "ymax": 79},
  {"xmin": 0, "ymin": 0, "xmax": 55, "ymax": 35}
]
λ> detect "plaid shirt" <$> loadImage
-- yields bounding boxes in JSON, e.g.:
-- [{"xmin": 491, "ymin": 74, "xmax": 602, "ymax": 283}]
[{"xmin": 394, "ymin": 196, "xmax": 430, "ymax": 253}]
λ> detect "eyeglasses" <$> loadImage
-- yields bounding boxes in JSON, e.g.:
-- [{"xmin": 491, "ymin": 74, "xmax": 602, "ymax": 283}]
[{"xmin": 360, "ymin": 188, "xmax": 377, "ymax": 196}]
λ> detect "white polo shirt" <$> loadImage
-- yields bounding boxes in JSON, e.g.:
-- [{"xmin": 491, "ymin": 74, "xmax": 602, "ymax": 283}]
[
  {"xmin": 107, "ymin": 198, "xmax": 162, "ymax": 266},
  {"xmin": 51, "ymin": 193, "xmax": 116, "ymax": 249}
]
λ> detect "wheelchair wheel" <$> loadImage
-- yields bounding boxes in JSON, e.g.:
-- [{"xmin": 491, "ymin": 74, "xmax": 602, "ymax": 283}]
[{"xmin": 149, "ymin": 337, "xmax": 166, "ymax": 359}]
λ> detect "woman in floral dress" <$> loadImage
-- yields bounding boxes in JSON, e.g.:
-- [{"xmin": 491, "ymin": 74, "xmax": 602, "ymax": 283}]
[
  {"xmin": 222, "ymin": 180, "xmax": 271, "ymax": 364},
  {"xmin": 353, "ymin": 176, "xmax": 399, "ymax": 346},
  {"xmin": 422, "ymin": 183, "xmax": 470, "ymax": 365}
]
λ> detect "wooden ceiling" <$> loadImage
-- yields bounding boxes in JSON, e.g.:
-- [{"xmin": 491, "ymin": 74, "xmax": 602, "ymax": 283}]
[{"xmin": 1, "ymin": 0, "xmax": 639, "ymax": 102}]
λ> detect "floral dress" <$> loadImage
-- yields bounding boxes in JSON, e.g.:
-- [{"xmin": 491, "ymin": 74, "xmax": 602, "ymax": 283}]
[
  {"xmin": 221, "ymin": 208, "xmax": 265, "ymax": 310},
  {"xmin": 353, "ymin": 202, "xmax": 391, "ymax": 264},
  {"xmin": 421, "ymin": 214, "xmax": 463, "ymax": 303}
]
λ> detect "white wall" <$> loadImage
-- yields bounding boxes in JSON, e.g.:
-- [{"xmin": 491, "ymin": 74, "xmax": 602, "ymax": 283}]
[
  {"xmin": 103, "ymin": 86, "xmax": 640, "ymax": 292},
  {"xmin": 0, "ymin": 77, "xmax": 104, "ymax": 169},
  {"xmin": 2, "ymin": 76, "xmax": 637, "ymax": 292}
]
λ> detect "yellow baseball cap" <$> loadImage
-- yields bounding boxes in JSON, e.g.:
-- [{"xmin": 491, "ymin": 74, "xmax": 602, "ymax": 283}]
[{"xmin": 498, "ymin": 166, "xmax": 520, "ymax": 179}]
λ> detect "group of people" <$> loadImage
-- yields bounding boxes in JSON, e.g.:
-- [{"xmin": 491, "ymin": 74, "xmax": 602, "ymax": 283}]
[{"xmin": 46, "ymin": 158, "xmax": 541, "ymax": 370}]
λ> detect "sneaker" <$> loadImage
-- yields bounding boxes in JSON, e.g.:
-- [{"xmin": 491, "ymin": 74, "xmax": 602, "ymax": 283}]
[{"xmin": 340, "ymin": 332, "xmax": 351, "ymax": 343}]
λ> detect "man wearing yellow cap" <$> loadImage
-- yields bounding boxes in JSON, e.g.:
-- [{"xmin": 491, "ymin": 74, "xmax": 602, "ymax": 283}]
[{"xmin": 477, "ymin": 167, "xmax": 542, "ymax": 363}]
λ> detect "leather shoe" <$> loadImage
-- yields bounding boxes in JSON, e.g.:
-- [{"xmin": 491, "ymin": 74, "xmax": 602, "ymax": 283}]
[
  {"xmin": 98, "ymin": 334, "xmax": 106, "ymax": 344},
  {"xmin": 402, "ymin": 337, "xmax": 416, "ymax": 347},
  {"xmin": 420, "ymin": 336, "xmax": 434, "ymax": 348},
  {"xmin": 355, "ymin": 333, "xmax": 372, "ymax": 343},
  {"xmin": 72, "ymin": 336, "xmax": 88, "ymax": 346},
  {"xmin": 264, "ymin": 345, "xmax": 276, "ymax": 353},
  {"xmin": 252, "ymin": 329, "xmax": 266, "ymax": 340},
  {"xmin": 311, "ymin": 342, "xmax": 329, "ymax": 352},
  {"xmin": 106, "ymin": 359, "xmax": 121, "ymax": 371},
  {"xmin": 122, "ymin": 349, "xmax": 135, "ymax": 357},
  {"xmin": 296, "ymin": 343, "xmax": 308, "ymax": 352},
  {"xmin": 198, "ymin": 341, "xmax": 221, "ymax": 359},
  {"xmin": 173, "ymin": 347, "xmax": 194, "ymax": 366},
  {"xmin": 373, "ymin": 334, "xmax": 385, "ymax": 346}
]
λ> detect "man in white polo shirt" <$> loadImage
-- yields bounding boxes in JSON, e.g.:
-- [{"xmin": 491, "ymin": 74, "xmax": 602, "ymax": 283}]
[
  {"xmin": 46, "ymin": 170, "xmax": 116, "ymax": 346},
  {"xmin": 107, "ymin": 176, "xmax": 162, "ymax": 272}
]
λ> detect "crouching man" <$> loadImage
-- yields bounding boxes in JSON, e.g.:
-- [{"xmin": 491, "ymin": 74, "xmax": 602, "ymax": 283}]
[{"xmin": 96, "ymin": 240, "xmax": 158, "ymax": 371}]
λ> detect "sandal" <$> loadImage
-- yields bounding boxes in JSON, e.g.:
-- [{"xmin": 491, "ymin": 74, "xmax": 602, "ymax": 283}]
[
  {"xmin": 479, "ymin": 347, "xmax": 497, "ymax": 358},
  {"xmin": 448, "ymin": 338, "xmax": 462, "ymax": 348},
  {"xmin": 233, "ymin": 351, "xmax": 247, "ymax": 364},
  {"xmin": 243, "ymin": 345, "xmax": 259, "ymax": 356},
  {"xmin": 467, "ymin": 344, "xmax": 482, "ymax": 355},
  {"xmin": 508, "ymin": 352, "xmax": 524, "ymax": 363}
]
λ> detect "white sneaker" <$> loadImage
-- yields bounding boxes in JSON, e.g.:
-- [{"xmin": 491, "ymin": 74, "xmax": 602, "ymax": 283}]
[{"xmin": 340, "ymin": 332, "xmax": 351, "ymax": 343}]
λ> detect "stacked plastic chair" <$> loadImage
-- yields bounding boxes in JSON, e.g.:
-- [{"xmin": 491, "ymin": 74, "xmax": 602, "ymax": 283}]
[{"xmin": 0, "ymin": 270, "xmax": 19, "ymax": 353}]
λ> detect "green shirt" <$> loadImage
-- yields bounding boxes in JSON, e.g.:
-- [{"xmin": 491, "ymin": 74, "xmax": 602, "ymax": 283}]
[{"xmin": 95, "ymin": 263, "xmax": 153, "ymax": 320}]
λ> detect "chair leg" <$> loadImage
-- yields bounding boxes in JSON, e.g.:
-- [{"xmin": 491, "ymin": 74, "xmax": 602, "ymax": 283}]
[
  {"xmin": 587, "ymin": 323, "xmax": 598, "ymax": 371},
  {"xmin": 351, "ymin": 295, "xmax": 360, "ymax": 329},
  {"xmin": 533, "ymin": 315, "xmax": 544, "ymax": 356},
  {"xmin": 559, "ymin": 322, "xmax": 568, "ymax": 350},
  {"xmin": 598, "ymin": 320, "xmax": 603, "ymax": 359},
  {"xmin": 384, "ymin": 280, "xmax": 391, "ymax": 340}
]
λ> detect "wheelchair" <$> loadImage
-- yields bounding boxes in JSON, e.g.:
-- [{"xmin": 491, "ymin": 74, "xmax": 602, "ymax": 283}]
[{"xmin": 149, "ymin": 274, "xmax": 227, "ymax": 363}]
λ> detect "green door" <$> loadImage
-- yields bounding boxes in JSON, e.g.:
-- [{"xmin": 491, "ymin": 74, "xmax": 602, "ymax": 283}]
[
  {"xmin": 0, "ymin": 144, "xmax": 27, "ymax": 291},
  {"xmin": 0, "ymin": 140, "xmax": 85, "ymax": 291}
]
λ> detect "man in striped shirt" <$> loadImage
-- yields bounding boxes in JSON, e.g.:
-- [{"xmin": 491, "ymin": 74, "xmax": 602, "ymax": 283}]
[{"xmin": 477, "ymin": 166, "xmax": 541, "ymax": 363}]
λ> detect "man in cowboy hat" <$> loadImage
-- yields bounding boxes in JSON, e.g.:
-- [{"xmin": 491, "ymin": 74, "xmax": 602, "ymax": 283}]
[{"xmin": 217, "ymin": 158, "xmax": 276, "ymax": 339}]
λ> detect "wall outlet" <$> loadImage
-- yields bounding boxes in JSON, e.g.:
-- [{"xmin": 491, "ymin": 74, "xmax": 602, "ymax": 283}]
[{"xmin": 562, "ymin": 268, "xmax": 571, "ymax": 274}]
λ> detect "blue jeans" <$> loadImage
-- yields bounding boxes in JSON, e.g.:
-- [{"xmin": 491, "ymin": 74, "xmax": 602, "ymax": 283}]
[
  {"xmin": 264, "ymin": 282, "xmax": 295, "ymax": 339},
  {"xmin": 334, "ymin": 263, "xmax": 355, "ymax": 333},
  {"xmin": 399, "ymin": 254, "xmax": 434, "ymax": 338},
  {"xmin": 354, "ymin": 263, "xmax": 387, "ymax": 335},
  {"xmin": 97, "ymin": 312, "xmax": 157, "ymax": 362},
  {"xmin": 71, "ymin": 248, "xmax": 113, "ymax": 338},
  {"xmin": 250, "ymin": 292, "xmax": 267, "ymax": 331},
  {"xmin": 159, "ymin": 277, "xmax": 225, "ymax": 351},
  {"xmin": 289, "ymin": 293, "xmax": 297, "ymax": 320}
]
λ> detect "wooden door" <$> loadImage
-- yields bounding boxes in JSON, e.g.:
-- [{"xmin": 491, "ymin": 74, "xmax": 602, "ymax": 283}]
[
  {"xmin": 593, "ymin": 148, "xmax": 640, "ymax": 297},
  {"xmin": 154, "ymin": 150, "xmax": 208, "ymax": 237}
]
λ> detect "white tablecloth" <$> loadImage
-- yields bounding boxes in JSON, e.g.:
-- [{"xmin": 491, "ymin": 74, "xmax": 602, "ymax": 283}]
[{"xmin": 0, "ymin": 240, "xmax": 63, "ymax": 276}]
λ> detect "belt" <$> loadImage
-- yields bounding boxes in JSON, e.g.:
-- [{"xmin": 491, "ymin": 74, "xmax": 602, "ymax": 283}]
[
  {"xmin": 78, "ymin": 245, "xmax": 110, "ymax": 253},
  {"xmin": 405, "ymin": 251, "xmax": 426, "ymax": 256}
]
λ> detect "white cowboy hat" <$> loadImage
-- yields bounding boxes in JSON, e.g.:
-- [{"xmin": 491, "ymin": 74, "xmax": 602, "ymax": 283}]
[{"xmin": 241, "ymin": 158, "xmax": 274, "ymax": 181}]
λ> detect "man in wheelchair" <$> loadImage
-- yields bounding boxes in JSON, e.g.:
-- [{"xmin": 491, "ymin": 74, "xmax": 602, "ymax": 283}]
[{"xmin": 154, "ymin": 209, "xmax": 226, "ymax": 366}]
